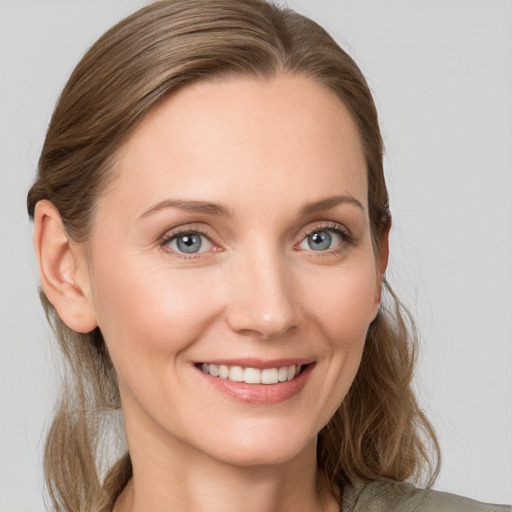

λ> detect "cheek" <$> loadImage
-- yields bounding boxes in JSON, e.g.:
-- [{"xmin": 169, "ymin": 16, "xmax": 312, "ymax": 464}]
[
  {"xmin": 89, "ymin": 255, "xmax": 222, "ymax": 378},
  {"xmin": 299, "ymin": 256, "xmax": 379, "ymax": 345},
  {"xmin": 294, "ymin": 255, "xmax": 379, "ymax": 415}
]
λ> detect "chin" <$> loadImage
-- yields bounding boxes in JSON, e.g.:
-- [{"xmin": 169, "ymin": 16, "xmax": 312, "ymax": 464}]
[{"xmin": 193, "ymin": 421, "xmax": 318, "ymax": 468}]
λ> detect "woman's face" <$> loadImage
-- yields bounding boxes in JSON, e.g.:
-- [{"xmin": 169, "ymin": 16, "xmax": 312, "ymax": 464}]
[{"xmin": 80, "ymin": 74, "xmax": 385, "ymax": 467}]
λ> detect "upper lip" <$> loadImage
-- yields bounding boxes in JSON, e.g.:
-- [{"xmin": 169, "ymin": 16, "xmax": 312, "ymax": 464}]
[{"xmin": 196, "ymin": 358, "xmax": 314, "ymax": 369}]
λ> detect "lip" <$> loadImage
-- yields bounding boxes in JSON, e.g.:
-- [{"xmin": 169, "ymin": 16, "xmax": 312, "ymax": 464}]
[
  {"xmin": 194, "ymin": 360, "xmax": 315, "ymax": 405},
  {"xmin": 198, "ymin": 358, "xmax": 314, "ymax": 369}
]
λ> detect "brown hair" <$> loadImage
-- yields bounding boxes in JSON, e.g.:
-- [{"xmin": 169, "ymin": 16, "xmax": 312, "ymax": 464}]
[{"xmin": 27, "ymin": 1, "xmax": 440, "ymax": 510}]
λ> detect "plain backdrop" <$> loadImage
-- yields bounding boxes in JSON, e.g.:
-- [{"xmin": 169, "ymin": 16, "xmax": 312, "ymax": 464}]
[{"xmin": 1, "ymin": 1, "xmax": 511, "ymax": 510}]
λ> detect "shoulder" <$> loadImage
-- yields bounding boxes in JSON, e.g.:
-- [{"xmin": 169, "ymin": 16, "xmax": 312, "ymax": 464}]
[{"xmin": 341, "ymin": 479, "xmax": 511, "ymax": 512}]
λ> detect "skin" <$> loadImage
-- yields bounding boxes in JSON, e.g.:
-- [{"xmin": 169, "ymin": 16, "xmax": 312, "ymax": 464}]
[{"xmin": 34, "ymin": 74, "xmax": 388, "ymax": 512}]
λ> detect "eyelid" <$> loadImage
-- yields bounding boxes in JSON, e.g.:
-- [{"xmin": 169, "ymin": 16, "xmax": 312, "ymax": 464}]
[
  {"xmin": 298, "ymin": 221, "xmax": 352, "ymax": 240},
  {"xmin": 295, "ymin": 221, "xmax": 354, "ymax": 251},
  {"xmin": 159, "ymin": 224, "xmax": 221, "ymax": 258},
  {"xmin": 158, "ymin": 221, "xmax": 353, "ymax": 258}
]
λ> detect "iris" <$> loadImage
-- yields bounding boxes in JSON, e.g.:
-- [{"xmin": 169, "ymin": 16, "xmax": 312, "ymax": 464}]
[{"xmin": 307, "ymin": 231, "xmax": 332, "ymax": 251}]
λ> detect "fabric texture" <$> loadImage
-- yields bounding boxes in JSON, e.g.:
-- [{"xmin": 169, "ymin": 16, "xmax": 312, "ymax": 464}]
[{"xmin": 341, "ymin": 480, "xmax": 512, "ymax": 512}]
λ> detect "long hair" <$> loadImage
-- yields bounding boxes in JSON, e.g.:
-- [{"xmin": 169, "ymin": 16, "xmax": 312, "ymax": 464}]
[{"xmin": 27, "ymin": 1, "xmax": 440, "ymax": 510}]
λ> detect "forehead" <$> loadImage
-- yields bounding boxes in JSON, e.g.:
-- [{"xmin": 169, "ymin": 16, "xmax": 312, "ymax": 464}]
[{"xmin": 100, "ymin": 74, "xmax": 367, "ymax": 219}]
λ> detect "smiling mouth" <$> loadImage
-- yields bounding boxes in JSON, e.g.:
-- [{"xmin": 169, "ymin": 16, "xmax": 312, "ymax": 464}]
[{"xmin": 198, "ymin": 363, "xmax": 305, "ymax": 384}]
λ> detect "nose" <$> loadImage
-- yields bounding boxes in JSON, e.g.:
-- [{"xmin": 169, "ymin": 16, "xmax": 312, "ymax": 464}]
[{"xmin": 225, "ymin": 250, "xmax": 299, "ymax": 339}]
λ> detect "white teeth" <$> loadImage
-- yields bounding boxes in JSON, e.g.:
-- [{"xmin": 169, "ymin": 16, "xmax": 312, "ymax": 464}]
[
  {"xmin": 243, "ymin": 367, "xmax": 261, "ymax": 384},
  {"xmin": 261, "ymin": 368, "xmax": 279, "ymax": 384},
  {"xmin": 229, "ymin": 366, "xmax": 244, "ymax": 382},
  {"xmin": 209, "ymin": 364, "xmax": 219, "ymax": 377},
  {"xmin": 200, "ymin": 363, "xmax": 304, "ymax": 384},
  {"xmin": 219, "ymin": 365, "xmax": 229, "ymax": 379}
]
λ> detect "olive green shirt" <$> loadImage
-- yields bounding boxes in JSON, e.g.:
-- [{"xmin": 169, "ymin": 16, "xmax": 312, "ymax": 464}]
[{"xmin": 342, "ymin": 480, "xmax": 511, "ymax": 511}]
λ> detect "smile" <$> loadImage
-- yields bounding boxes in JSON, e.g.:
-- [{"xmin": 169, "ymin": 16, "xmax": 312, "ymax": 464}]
[
  {"xmin": 200, "ymin": 363, "xmax": 302, "ymax": 384},
  {"xmin": 196, "ymin": 360, "xmax": 314, "ymax": 404}
]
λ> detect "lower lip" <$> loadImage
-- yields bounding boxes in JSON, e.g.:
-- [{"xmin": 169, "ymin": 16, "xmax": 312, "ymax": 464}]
[{"xmin": 196, "ymin": 364, "xmax": 314, "ymax": 405}]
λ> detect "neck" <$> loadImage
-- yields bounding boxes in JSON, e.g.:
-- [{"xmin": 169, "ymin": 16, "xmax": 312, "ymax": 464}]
[{"xmin": 114, "ymin": 428, "xmax": 338, "ymax": 512}]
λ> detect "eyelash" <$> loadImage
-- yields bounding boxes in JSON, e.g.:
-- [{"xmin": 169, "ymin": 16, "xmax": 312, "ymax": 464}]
[
  {"xmin": 159, "ymin": 222, "xmax": 354, "ymax": 259},
  {"xmin": 160, "ymin": 226, "xmax": 218, "ymax": 260},
  {"xmin": 296, "ymin": 222, "xmax": 354, "ymax": 255}
]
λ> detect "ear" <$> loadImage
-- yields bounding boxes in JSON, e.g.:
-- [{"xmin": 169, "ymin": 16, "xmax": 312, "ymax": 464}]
[
  {"xmin": 377, "ymin": 218, "xmax": 391, "ymax": 280},
  {"xmin": 33, "ymin": 200, "xmax": 98, "ymax": 333},
  {"xmin": 372, "ymin": 218, "xmax": 391, "ymax": 317}
]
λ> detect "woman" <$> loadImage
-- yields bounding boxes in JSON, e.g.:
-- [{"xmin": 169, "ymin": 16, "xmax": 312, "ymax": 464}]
[{"xmin": 26, "ymin": 1, "xmax": 510, "ymax": 511}]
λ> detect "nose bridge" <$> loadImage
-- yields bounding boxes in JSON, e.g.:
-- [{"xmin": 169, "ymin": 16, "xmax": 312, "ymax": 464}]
[{"xmin": 227, "ymin": 241, "xmax": 298, "ymax": 338}]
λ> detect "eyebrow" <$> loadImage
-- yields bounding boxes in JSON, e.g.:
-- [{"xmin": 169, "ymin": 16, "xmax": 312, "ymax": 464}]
[
  {"xmin": 139, "ymin": 199, "xmax": 232, "ymax": 219},
  {"xmin": 138, "ymin": 194, "xmax": 364, "ymax": 220},
  {"xmin": 300, "ymin": 194, "xmax": 365, "ymax": 215}
]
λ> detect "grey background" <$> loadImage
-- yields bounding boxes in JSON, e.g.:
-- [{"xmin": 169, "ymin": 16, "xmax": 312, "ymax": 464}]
[{"xmin": 1, "ymin": 1, "xmax": 511, "ymax": 510}]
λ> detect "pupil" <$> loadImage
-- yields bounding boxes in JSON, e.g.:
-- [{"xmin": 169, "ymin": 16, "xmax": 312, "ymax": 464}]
[
  {"xmin": 177, "ymin": 234, "xmax": 201, "ymax": 253},
  {"xmin": 309, "ymin": 231, "xmax": 331, "ymax": 251}
]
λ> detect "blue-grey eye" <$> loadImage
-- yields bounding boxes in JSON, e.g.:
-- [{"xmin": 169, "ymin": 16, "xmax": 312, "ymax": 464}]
[
  {"xmin": 176, "ymin": 234, "xmax": 201, "ymax": 253},
  {"xmin": 298, "ymin": 229, "xmax": 343, "ymax": 251},
  {"xmin": 308, "ymin": 231, "xmax": 331, "ymax": 251},
  {"xmin": 168, "ymin": 232, "xmax": 213, "ymax": 254}
]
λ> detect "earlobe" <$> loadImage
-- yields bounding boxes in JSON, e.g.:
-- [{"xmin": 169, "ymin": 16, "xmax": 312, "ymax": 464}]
[{"xmin": 33, "ymin": 200, "xmax": 98, "ymax": 333}]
